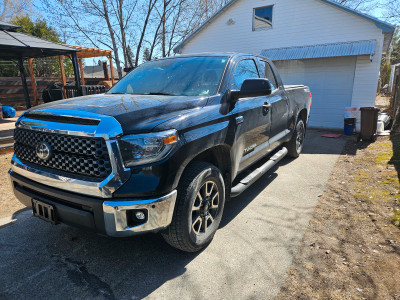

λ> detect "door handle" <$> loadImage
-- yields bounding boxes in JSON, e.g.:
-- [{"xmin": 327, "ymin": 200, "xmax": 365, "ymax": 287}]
[
  {"xmin": 263, "ymin": 103, "xmax": 271, "ymax": 113},
  {"xmin": 235, "ymin": 116, "xmax": 244, "ymax": 124}
]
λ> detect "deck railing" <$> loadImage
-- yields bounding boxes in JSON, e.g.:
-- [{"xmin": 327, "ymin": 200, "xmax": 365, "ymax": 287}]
[{"xmin": 64, "ymin": 85, "xmax": 106, "ymax": 98}]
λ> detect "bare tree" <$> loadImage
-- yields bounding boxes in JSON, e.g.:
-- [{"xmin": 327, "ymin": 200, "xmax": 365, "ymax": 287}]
[
  {"xmin": 383, "ymin": 0, "xmax": 400, "ymax": 24},
  {"xmin": 40, "ymin": 0, "xmax": 231, "ymax": 69},
  {"xmin": 134, "ymin": 0, "xmax": 158, "ymax": 67},
  {"xmin": 42, "ymin": 0, "xmax": 138, "ymax": 78},
  {"xmin": 334, "ymin": 0, "xmax": 376, "ymax": 9},
  {"xmin": 111, "ymin": 0, "xmax": 137, "ymax": 68},
  {"xmin": 0, "ymin": 0, "xmax": 34, "ymax": 21}
]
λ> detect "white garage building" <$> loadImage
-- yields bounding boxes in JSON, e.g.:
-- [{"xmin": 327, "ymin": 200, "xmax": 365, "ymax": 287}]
[{"xmin": 174, "ymin": 0, "xmax": 395, "ymax": 129}]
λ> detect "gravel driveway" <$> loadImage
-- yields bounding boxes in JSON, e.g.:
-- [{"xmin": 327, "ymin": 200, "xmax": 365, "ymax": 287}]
[{"xmin": 0, "ymin": 129, "xmax": 346, "ymax": 299}]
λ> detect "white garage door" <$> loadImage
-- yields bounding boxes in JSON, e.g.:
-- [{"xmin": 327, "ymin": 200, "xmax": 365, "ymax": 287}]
[{"xmin": 274, "ymin": 56, "xmax": 356, "ymax": 129}]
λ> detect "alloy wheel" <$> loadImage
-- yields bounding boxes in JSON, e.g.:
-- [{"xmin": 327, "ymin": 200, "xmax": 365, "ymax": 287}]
[
  {"xmin": 191, "ymin": 181, "xmax": 220, "ymax": 235},
  {"xmin": 296, "ymin": 121, "xmax": 305, "ymax": 153}
]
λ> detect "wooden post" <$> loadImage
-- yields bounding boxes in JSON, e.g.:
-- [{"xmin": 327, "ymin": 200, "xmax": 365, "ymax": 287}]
[
  {"xmin": 28, "ymin": 58, "xmax": 38, "ymax": 106},
  {"xmin": 59, "ymin": 56, "xmax": 67, "ymax": 98},
  {"xmin": 108, "ymin": 55, "xmax": 115, "ymax": 85},
  {"xmin": 18, "ymin": 58, "xmax": 31, "ymax": 109},
  {"xmin": 78, "ymin": 58, "xmax": 85, "ymax": 86},
  {"xmin": 102, "ymin": 62, "xmax": 110, "ymax": 80},
  {"xmin": 58, "ymin": 55, "xmax": 67, "ymax": 99}
]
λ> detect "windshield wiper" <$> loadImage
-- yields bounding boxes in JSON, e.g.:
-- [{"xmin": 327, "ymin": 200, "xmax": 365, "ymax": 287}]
[
  {"xmin": 146, "ymin": 92, "xmax": 176, "ymax": 96},
  {"xmin": 108, "ymin": 92, "xmax": 126, "ymax": 94}
]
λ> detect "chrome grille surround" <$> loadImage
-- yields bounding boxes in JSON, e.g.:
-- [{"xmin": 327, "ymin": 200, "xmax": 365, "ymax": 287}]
[{"xmin": 10, "ymin": 109, "xmax": 131, "ymax": 198}]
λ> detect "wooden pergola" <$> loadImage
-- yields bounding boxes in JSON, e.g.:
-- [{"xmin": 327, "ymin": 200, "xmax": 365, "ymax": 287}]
[{"xmin": 61, "ymin": 45, "xmax": 115, "ymax": 94}]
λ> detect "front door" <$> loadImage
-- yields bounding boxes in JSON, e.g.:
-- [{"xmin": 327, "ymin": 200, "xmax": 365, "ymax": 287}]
[{"xmin": 231, "ymin": 58, "xmax": 272, "ymax": 173}]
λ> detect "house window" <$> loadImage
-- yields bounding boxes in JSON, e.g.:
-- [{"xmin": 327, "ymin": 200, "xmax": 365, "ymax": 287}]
[{"xmin": 253, "ymin": 6, "xmax": 273, "ymax": 31}]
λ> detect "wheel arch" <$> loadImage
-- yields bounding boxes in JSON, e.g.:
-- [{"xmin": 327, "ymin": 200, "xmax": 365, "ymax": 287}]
[
  {"xmin": 172, "ymin": 144, "xmax": 232, "ymax": 192},
  {"xmin": 298, "ymin": 108, "xmax": 308, "ymax": 126}
]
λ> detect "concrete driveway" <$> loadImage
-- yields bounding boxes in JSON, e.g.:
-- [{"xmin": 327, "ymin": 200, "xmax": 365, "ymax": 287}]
[{"xmin": 0, "ymin": 129, "xmax": 346, "ymax": 299}]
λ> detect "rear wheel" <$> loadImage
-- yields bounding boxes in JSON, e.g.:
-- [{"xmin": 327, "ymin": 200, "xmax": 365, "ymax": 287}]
[
  {"xmin": 285, "ymin": 118, "xmax": 306, "ymax": 158},
  {"xmin": 162, "ymin": 162, "xmax": 225, "ymax": 252}
]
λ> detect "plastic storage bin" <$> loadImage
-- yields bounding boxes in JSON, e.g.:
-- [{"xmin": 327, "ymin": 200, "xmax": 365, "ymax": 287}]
[{"xmin": 344, "ymin": 118, "xmax": 356, "ymax": 136}]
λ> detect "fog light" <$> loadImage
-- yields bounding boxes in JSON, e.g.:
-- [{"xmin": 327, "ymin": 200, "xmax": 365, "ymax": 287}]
[{"xmin": 135, "ymin": 211, "xmax": 146, "ymax": 220}]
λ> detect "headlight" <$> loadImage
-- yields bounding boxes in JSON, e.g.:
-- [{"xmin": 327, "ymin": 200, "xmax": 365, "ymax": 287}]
[{"xmin": 118, "ymin": 129, "xmax": 178, "ymax": 167}]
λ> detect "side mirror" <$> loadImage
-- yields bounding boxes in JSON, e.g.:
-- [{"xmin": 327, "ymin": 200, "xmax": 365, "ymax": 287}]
[{"xmin": 231, "ymin": 78, "xmax": 272, "ymax": 101}]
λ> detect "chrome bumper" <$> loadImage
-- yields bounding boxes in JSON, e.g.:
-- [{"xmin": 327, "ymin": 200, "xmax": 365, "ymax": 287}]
[{"xmin": 103, "ymin": 190, "xmax": 177, "ymax": 236}]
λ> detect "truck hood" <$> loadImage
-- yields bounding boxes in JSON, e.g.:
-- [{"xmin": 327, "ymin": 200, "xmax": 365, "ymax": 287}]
[{"xmin": 27, "ymin": 93, "xmax": 209, "ymax": 133}]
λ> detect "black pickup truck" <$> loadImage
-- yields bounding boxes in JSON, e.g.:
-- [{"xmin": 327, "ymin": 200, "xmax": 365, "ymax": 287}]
[{"xmin": 10, "ymin": 53, "xmax": 311, "ymax": 252}]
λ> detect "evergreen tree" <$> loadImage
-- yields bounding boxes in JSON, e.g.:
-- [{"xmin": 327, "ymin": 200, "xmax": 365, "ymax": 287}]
[{"xmin": 143, "ymin": 48, "xmax": 151, "ymax": 62}]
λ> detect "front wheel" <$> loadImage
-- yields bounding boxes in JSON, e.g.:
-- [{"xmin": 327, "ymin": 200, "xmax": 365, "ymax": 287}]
[
  {"xmin": 162, "ymin": 162, "xmax": 225, "ymax": 252},
  {"xmin": 285, "ymin": 118, "xmax": 306, "ymax": 158}
]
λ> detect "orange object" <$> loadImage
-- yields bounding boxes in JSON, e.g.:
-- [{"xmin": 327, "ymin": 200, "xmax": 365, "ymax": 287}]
[{"xmin": 163, "ymin": 134, "xmax": 178, "ymax": 144}]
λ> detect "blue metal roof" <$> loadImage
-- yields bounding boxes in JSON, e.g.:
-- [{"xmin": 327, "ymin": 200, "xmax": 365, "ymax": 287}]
[
  {"xmin": 174, "ymin": 0, "xmax": 395, "ymax": 54},
  {"xmin": 260, "ymin": 40, "xmax": 376, "ymax": 61}
]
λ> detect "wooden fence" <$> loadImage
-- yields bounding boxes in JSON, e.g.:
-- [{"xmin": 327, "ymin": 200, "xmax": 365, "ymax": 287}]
[{"xmin": 0, "ymin": 77, "xmax": 106, "ymax": 108}]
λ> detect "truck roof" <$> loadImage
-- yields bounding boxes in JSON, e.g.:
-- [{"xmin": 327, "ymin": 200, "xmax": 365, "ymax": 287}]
[{"xmin": 154, "ymin": 52, "xmax": 258, "ymax": 61}]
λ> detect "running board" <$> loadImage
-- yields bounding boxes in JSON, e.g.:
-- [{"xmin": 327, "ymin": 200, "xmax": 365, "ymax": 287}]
[{"xmin": 231, "ymin": 147, "xmax": 288, "ymax": 198}]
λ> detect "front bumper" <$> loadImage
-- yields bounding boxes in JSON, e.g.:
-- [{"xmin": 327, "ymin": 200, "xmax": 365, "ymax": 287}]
[{"xmin": 9, "ymin": 170, "xmax": 177, "ymax": 236}]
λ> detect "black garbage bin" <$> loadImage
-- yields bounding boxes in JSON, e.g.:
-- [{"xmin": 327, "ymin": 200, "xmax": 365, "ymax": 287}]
[{"xmin": 359, "ymin": 107, "xmax": 380, "ymax": 141}]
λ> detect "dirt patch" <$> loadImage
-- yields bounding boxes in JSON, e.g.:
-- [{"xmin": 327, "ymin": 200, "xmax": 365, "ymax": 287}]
[
  {"xmin": 0, "ymin": 151, "xmax": 24, "ymax": 218},
  {"xmin": 276, "ymin": 136, "xmax": 400, "ymax": 300}
]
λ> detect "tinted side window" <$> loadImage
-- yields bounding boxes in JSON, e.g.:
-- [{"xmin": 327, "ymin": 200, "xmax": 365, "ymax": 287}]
[
  {"xmin": 259, "ymin": 60, "xmax": 278, "ymax": 90},
  {"xmin": 232, "ymin": 59, "xmax": 259, "ymax": 90}
]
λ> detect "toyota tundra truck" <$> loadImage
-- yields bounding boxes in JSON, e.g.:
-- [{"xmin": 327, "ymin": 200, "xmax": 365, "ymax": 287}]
[{"xmin": 9, "ymin": 53, "xmax": 311, "ymax": 252}]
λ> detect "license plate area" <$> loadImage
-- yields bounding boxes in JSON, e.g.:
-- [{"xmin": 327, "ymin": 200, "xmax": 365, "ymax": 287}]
[{"xmin": 32, "ymin": 199, "xmax": 57, "ymax": 225}]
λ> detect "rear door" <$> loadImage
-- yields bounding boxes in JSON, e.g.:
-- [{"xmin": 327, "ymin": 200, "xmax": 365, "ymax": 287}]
[
  {"xmin": 231, "ymin": 58, "xmax": 271, "ymax": 172},
  {"xmin": 258, "ymin": 59, "xmax": 289, "ymax": 145}
]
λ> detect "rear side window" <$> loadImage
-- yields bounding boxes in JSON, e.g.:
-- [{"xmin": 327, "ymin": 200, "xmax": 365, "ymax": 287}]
[
  {"xmin": 232, "ymin": 59, "xmax": 259, "ymax": 90},
  {"xmin": 259, "ymin": 60, "xmax": 278, "ymax": 90}
]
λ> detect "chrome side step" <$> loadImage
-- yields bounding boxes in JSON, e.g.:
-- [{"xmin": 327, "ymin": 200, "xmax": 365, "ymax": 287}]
[{"xmin": 231, "ymin": 147, "xmax": 288, "ymax": 198}]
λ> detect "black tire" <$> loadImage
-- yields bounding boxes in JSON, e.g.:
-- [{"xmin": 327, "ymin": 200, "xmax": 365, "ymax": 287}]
[
  {"xmin": 162, "ymin": 162, "xmax": 225, "ymax": 252},
  {"xmin": 285, "ymin": 118, "xmax": 306, "ymax": 158}
]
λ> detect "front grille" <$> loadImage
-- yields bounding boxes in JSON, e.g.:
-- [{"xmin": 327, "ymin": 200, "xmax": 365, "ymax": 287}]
[{"xmin": 14, "ymin": 128, "xmax": 112, "ymax": 179}]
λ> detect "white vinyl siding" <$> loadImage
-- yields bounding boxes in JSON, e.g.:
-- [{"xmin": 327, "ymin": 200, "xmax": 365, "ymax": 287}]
[{"xmin": 180, "ymin": 0, "xmax": 383, "ymax": 55}]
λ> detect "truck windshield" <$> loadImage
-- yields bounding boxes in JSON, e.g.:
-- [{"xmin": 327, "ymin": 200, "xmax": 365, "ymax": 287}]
[{"xmin": 108, "ymin": 56, "xmax": 229, "ymax": 97}]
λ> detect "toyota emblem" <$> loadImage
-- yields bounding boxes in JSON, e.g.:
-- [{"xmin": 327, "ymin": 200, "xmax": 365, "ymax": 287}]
[{"xmin": 36, "ymin": 141, "xmax": 52, "ymax": 161}]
